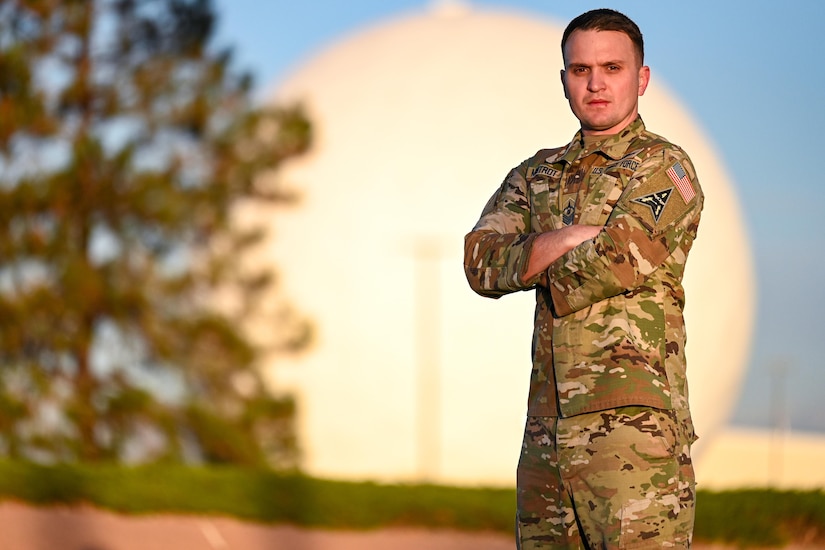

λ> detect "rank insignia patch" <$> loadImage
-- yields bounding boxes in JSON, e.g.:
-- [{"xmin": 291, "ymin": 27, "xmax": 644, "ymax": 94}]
[
  {"xmin": 631, "ymin": 188, "xmax": 673, "ymax": 223},
  {"xmin": 562, "ymin": 198, "xmax": 576, "ymax": 226}
]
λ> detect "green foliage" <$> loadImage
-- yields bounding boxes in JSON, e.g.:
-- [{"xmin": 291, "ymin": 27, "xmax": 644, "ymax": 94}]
[
  {"xmin": 695, "ymin": 488, "xmax": 825, "ymax": 547},
  {"xmin": 0, "ymin": 461, "xmax": 515, "ymax": 532},
  {"xmin": 0, "ymin": 461, "xmax": 822, "ymax": 547},
  {"xmin": 0, "ymin": 0, "xmax": 311, "ymax": 466}
]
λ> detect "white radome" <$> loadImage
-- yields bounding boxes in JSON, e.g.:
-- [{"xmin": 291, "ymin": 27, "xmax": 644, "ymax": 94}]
[{"xmin": 256, "ymin": 5, "xmax": 755, "ymax": 484}]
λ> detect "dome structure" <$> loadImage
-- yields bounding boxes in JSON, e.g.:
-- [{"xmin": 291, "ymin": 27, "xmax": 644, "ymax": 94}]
[{"xmin": 256, "ymin": 4, "xmax": 755, "ymax": 484}]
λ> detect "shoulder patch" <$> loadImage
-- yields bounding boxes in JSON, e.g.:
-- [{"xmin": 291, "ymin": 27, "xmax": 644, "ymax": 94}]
[
  {"xmin": 623, "ymin": 167, "xmax": 694, "ymax": 232},
  {"xmin": 631, "ymin": 189, "xmax": 672, "ymax": 223}
]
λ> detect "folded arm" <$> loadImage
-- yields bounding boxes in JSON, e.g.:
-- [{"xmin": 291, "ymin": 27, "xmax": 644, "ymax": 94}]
[
  {"xmin": 463, "ymin": 162, "xmax": 538, "ymax": 298},
  {"xmin": 546, "ymin": 147, "xmax": 703, "ymax": 317},
  {"xmin": 522, "ymin": 225, "xmax": 603, "ymax": 281}
]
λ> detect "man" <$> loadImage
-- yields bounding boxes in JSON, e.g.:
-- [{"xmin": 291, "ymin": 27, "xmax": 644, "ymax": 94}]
[{"xmin": 463, "ymin": 9, "xmax": 703, "ymax": 549}]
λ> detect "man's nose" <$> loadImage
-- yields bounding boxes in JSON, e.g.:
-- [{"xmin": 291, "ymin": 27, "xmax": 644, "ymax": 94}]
[{"xmin": 587, "ymin": 70, "xmax": 606, "ymax": 92}]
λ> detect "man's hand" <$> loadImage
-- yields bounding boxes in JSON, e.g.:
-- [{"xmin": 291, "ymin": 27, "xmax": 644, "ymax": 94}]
[{"xmin": 524, "ymin": 225, "xmax": 602, "ymax": 281}]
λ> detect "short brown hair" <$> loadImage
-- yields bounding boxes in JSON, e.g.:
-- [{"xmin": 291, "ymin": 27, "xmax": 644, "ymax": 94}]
[{"xmin": 561, "ymin": 9, "xmax": 645, "ymax": 66}]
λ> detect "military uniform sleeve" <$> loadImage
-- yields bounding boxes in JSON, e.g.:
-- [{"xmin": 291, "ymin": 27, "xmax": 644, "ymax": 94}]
[
  {"xmin": 463, "ymin": 160, "xmax": 545, "ymax": 298},
  {"xmin": 547, "ymin": 146, "xmax": 703, "ymax": 316}
]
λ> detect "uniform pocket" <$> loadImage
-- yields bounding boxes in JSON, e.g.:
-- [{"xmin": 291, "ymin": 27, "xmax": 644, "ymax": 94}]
[
  {"xmin": 579, "ymin": 173, "xmax": 621, "ymax": 226},
  {"xmin": 529, "ymin": 177, "xmax": 560, "ymax": 231},
  {"xmin": 615, "ymin": 406, "xmax": 678, "ymax": 460}
]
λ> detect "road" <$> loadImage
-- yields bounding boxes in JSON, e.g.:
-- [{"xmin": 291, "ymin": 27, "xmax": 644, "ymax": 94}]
[{"xmin": 0, "ymin": 501, "xmax": 812, "ymax": 550}]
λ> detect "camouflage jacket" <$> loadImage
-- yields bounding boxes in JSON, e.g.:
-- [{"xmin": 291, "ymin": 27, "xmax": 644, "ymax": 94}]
[{"xmin": 464, "ymin": 118, "xmax": 703, "ymax": 417}]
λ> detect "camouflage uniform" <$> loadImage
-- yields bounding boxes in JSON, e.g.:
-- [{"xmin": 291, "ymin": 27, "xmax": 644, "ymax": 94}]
[{"xmin": 463, "ymin": 118, "xmax": 703, "ymax": 548}]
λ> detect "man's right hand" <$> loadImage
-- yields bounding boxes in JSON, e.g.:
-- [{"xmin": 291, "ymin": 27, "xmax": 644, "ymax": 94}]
[{"xmin": 523, "ymin": 225, "xmax": 602, "ymax": 281}]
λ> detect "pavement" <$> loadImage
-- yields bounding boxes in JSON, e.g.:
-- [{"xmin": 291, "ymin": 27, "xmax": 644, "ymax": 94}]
[
  {"xmin": 0, "ymin": 501, "xmax": 513, "ymax": 550},
  {"xmin": 0, "ymin": 501, "xmax": 814, "ymax": 550}
]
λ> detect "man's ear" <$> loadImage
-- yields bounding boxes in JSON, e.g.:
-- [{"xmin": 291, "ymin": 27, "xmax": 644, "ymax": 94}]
[
  {"xmin": 638, "ymin": 65, "xmax": 650, "ymax": 97},
  {"xmin": 560, "ymin": 69, "xmax": 569, "ymax": 100}
]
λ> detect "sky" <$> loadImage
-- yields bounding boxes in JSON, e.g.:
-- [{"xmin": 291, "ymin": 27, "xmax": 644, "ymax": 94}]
[{"xmin": 212, "ymin": 0, "xmax": 825, "ymax": 434}]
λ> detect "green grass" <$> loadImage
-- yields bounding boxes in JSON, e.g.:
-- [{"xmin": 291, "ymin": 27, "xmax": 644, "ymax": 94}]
[
  {"xmin": 0, "ymin": 461, "xmax": 822, "ymax": 547},
  {"xmin": 695, "ymin": 488, "xmax": 825, "ymax": 547},
  {"xmin": 0, "ymin": 461, "xmax": 514, "ymax": 531}
]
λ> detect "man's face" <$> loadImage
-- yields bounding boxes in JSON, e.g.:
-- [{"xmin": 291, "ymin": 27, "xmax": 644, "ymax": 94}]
[{"xmin": 561, "ymin": 29, "xmax": 650, "ymax": 136}]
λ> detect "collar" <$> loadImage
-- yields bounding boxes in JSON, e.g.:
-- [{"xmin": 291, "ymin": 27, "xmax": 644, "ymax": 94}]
[{"xmin": 547, "ymin": 117, "xmax": 646, "ymax": 164}]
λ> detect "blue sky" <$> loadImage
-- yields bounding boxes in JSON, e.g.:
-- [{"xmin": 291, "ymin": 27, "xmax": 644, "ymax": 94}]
[{"xmin": 213, "ymin": 0, "xmax": 825, "ymax": 433}]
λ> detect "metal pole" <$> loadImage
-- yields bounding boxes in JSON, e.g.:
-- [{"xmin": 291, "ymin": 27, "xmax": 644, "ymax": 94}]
[
  {"xmin": 769, "ymin": 359, "xmax": 790, "ymax": 487},
  {"xmin": 414, "ymin": 237, "xmax": 442, "ymax": 482}
]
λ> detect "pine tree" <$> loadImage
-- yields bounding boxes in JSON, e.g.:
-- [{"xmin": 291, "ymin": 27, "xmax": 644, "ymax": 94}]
[{"xmin": 0, "ymin": 0, "xmax": 311, "ymax": 467}]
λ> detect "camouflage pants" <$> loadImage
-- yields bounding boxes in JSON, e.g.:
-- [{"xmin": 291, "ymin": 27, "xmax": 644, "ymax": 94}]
[{"xmin": 516, "ymin": 407, "xmax": 696, "ymax": 549}]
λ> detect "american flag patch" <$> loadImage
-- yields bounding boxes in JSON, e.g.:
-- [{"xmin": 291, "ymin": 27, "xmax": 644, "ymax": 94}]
[{"xmin": 666, "ymin": 161, "xmax": 695, "ymax": 203}]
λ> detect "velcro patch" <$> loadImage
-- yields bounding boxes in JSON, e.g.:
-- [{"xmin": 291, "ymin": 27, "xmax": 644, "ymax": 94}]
[
  {"xmin": 666, "ymin": 161, "xmax": 696, "ymax": 203},
  {"xmin": 529, "ymin": 164, "xmax": 561, "ymax": 179},
  {"xmin": 623, "ymin": 169, "xmax": 694, "ymax": 232},
  {"xmin": 631, "ymin": 188, "xmax": 672, "ymax": 223}
]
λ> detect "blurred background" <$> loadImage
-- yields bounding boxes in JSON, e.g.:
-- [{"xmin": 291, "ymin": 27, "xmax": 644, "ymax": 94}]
[
  {"xmin": 214, "ymin": 0, "xmax": 825, "ymax": 488},
  {"xmin": 3, "ymin": 0, "xmax": 823, "ymax": 478},
  {"xmin": 0, "ymin": 0, "xmax": 823, "ymax": 548}
]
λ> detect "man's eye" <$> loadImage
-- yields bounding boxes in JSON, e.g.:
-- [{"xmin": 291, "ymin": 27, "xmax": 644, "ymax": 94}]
[{"xmin": 607, "ymin": 65, "xmax": 620, "ymax": 71}]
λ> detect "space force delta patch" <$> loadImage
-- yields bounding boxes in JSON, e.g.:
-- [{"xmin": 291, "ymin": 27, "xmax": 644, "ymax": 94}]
[{"xmin": 631, "ymin": 188, "xmax": 672, "ymax": 223}]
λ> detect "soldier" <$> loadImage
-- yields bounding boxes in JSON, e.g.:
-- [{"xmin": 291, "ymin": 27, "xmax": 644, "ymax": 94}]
[{"xmin": 463, "ymin": 9, "xmax": 703, "ymax": 549}]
